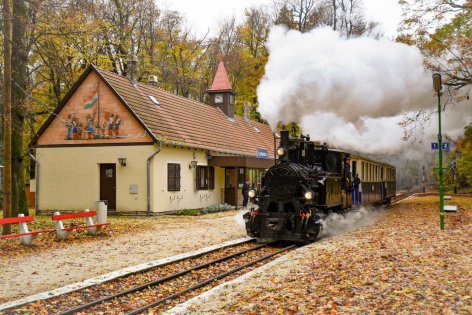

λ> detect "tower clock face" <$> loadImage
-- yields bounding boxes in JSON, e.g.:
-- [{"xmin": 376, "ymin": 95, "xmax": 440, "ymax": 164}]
[{"xmin": 215, "ymin": 94, "xmax": 224, "ymax": 104}]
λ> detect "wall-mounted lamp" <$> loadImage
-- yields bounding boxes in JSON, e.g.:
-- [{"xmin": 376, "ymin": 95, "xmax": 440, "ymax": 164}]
[
  {"xmin": 189, "ymin": 160, "xmax": 198, "ymax": 169},
  {"xmin": 118, "ymin": 158, "xmax": 127, "ymax": 167}
]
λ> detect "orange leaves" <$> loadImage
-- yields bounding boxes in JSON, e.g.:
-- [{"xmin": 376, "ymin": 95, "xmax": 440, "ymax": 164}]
[{"xmin": 186, "ymin": 196, "xmax": 472, "ymax": 314}]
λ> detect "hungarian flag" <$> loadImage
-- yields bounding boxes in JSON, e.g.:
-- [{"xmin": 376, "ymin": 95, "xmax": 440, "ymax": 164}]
[{"xmin": 84, "ymin": 94, "xmax": 98, "ymax": 109}]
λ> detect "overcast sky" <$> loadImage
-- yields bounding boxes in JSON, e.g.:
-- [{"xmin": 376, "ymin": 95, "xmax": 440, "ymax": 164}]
[{"xmin": 163, "ymin": 0, "xmax": 403, "ymax": 38}]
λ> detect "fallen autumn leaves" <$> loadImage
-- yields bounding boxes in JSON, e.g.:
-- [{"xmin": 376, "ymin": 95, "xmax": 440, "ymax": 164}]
[{"xmin": 181, "ymin": 196, "xmax": 471, "ymax": 314}]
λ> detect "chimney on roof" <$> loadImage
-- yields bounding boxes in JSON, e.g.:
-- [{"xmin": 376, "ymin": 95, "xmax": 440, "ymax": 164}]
[
  {"xmin": 243, "ymin": 103, "xmax": 251, "ymax": 121},
  {"xmin": 205, "ymin": 61, "xmax": 236, "ymax": 119},
  {"xmin": 148, "ymin": 75, "xmax": 158, "ymax": 86},
  {"xmin": 127, "ymin": 54, "xmax": 138, "ymax": 83}
]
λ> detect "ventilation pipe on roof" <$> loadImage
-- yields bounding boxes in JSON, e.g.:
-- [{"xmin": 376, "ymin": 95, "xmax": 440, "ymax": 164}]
[
  {"xmin": 147, "ymin": 142, "xmax": 162, "ymax": 216},
  {"xmin": 148, "ymin": 75, "xmax": 158, "ymax": 86},
  {"xmin": 243, "ymin": 103, "xmax": 251, "ymax": 121},
  {"xmin": 127, "ymin": 54, "xmax": 138, "ymax": 83}
]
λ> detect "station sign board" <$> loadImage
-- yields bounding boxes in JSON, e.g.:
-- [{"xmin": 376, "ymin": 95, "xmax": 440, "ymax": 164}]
[
  {"xmin": 256, "ymin": 149, "xmax": 269, "ymax": 159},
  {"xmin": 431, "ymin": 142, "xmax": 450, "ymax": 150}
]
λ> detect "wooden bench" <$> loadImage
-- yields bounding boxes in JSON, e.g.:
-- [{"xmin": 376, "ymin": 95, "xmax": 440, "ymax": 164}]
[
  {"xmin": 52, "ymin": 209, "xmax": 111, "ymax": 240},
  {"xmin": 0, "ymin": 214, "xmax": 53, "ymax": 245}
]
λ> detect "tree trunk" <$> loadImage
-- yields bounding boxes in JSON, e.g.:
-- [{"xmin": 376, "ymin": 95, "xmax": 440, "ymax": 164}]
[
  {"xmin": 3, "ymin": 0, "xmax": 13, "ymax": 234},
  {"xmin": 11, "ymin": 0, "xmax": 29, "ymax": 216}
]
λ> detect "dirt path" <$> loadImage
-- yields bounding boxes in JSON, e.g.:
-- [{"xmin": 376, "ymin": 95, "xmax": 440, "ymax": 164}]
[{"xmin": 0, "ymin": 211, "xmax": 246, "ymax": 303}]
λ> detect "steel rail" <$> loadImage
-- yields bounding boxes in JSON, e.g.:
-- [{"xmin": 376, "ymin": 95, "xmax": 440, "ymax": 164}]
[
  {"xmin": 127, "ymin": 244, "xmax": 297, "ymax": 315},
  {"xmin": 58, "ymin": 243, "xmax": 268, "ymax": 315}
]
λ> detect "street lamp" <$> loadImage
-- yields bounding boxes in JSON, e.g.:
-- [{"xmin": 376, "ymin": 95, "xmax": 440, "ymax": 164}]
[{"xmin": 433, "ymin": 73, "xmax": 445, "ymax": 230}]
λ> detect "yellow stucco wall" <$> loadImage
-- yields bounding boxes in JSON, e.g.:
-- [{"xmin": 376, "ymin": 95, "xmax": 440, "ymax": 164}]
[
  {"xmin": 152, "ymin": 146, "xmax": 224, "ymax": 212},
  {"xmin": 37, "ymin": 145, "xmax": 154, "ymax": 212},
  {"xmin": 37, "ymin": 144, "xmax": 224, "ymax": 213}
]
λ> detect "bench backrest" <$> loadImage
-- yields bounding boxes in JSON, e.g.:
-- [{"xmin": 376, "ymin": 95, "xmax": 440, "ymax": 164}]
[
  {"xmin": 52, "ymin": 211, "xmax": 97, "ymax": 221},
  {"xmin": 0, "ymin": 216, "xmax": 34, "ymax": 225}
]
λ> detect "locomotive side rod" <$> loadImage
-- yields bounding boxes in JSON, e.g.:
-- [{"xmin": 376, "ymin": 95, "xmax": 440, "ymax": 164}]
[
  {"xmin": 127, "ymin": 244, "xmax": 297, "ymax": 315},
  {"xmin": 58, "ymin": 243, "xmax": 270, "ymax": 315}
]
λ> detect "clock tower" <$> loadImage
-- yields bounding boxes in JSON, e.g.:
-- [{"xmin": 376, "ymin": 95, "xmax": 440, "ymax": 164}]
[{"xmin": 206, "ymin": 61, "xmax": 236, "ymax": 118}]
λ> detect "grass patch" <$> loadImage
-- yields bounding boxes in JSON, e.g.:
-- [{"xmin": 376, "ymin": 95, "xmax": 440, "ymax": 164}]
[
  {"xmin": 174, "ymin": 209, "xmax": 202, "ymax": 216},
  {"xmin": 174, "ymin": 203, "xmax": 236, "ymax": 216}
]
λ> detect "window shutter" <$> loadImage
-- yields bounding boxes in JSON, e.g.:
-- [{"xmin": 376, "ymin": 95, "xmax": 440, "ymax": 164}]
[
  {"xmin": 167, "ymin": 163, "xmax": 180, "ymax": 191},
  {"xmin": 176, "ymin": 164, "xmax": 181, "ymax": 190},
  {"xmin": 196, "ymin": 166, "xmax": 201, "ymax": 190},
  {"xmin": 208, "ymin": 166, "xmax": 215, "ymax": 189},
  {"xmin": 167, "ymin": 164, "xmax": 173, "ymax": 191}
]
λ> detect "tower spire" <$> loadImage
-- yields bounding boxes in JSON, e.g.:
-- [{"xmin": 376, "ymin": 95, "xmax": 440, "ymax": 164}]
[{"xmin": 208, "ymin": 60, "xmax": 232, "ymax": 91}]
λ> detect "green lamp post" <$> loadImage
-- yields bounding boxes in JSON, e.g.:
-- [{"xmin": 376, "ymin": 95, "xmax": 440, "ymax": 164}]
[{"xmin": 433, "ymin": 73, "xmax": 445, "ymax": 230}]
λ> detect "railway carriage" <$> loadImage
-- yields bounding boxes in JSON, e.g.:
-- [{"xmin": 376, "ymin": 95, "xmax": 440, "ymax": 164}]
[
  {"xmin": 244, "ymin": 130, "xmax": 396, "ymax": 243},
  {"xmin": 350, "ymin": 156, "xmax": 396, "ymax": 206}
]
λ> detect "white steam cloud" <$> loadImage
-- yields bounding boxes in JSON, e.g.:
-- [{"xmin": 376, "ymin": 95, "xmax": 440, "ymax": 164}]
[
  {"xmin": 257, "ymin": 26, "xmax": 471, "ymax": 155},
  {"xmin": 258, "ymin": 26, "xmax": 432, "ymax": 127},
  {"xmin": 321, "ymin": 207, "xmax": 381, "ymax": 237}
]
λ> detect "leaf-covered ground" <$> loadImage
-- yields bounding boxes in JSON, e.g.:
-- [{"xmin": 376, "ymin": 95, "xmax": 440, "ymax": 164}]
[
  {"xmin": 180, "ymin": 196, "xmax": 472, "ymax": 314},
  {"xmin": 0, "ymin": 210, "xmax": 247, "ymax": 303}
]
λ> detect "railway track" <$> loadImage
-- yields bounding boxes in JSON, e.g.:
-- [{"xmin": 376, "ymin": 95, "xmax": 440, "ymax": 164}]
[
  {"xmin": 392, "ymin": 183, "xmax": 438, "ymax": 203},
  {"xmin": 2, "ymin": 240, "xmax": 296, "ymax": 315}
]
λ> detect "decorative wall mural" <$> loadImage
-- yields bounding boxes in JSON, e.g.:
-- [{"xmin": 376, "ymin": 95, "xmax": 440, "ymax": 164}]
[
  {"xmin": 37, "ymin": 71, "xmax": 153, "ymax": 145},
  {"xmin": 64, "ymin": 90, "xmax": 125, "ymax": 140}
]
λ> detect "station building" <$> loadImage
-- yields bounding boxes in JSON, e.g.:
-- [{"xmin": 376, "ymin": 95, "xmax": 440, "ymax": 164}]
[{"xmin": 31, "ymin": 61, "xmax": 275, "ymax": 214}]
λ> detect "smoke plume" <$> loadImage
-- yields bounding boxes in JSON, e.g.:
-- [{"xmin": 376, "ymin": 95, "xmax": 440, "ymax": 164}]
[
  {"xmin": 257, "ymin": 26, "xmax": 471, "ymax": 155},
  {"xmin": 258, "ymin": 26, "xmax": 432, "ymax": 127},
  {"xmin": 321, "ymin": 207, "xmax": 381, "ymax": 237}
]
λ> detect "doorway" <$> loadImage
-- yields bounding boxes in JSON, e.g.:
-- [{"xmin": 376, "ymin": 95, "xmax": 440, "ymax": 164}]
[{"xmin": 100, "ymin": 164, "xmax": 116, "ymax": 211}]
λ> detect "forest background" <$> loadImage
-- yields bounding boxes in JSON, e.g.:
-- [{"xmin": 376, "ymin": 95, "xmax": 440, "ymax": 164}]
[{"xmin": 0, "ymin": 0, "xmax": 470, "ymax": 215}]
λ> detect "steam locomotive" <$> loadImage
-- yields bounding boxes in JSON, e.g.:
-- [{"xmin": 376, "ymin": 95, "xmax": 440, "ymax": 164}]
[{"xmin": 243, "ymin": 130, "xmax": 394, "ymax": 243}]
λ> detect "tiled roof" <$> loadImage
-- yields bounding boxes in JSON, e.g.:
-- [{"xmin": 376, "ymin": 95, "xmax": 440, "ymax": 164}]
[
  {"xmin": 95, "ymin": 67, "xmax": 275, "ymax": 157},
  {"xmin": 207, "ymin": 61, "xmax": 232, "ymax": 91}
]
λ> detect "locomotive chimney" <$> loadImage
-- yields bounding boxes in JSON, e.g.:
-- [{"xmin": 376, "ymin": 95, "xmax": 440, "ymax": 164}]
[{"xmin": 280, "ymin": 130, "xmax": 290, "ymax": 149}]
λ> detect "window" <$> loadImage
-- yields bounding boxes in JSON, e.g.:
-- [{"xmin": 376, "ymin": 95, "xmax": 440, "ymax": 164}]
[
  {"xmin": 148, "ymin": 95, "xmax": 160, "ymax": 106},
  {"xmin": 196, "ymin": 166, "xmax": 215, "ymax": 190},
  {"xmin": 167, "ymin": 163, "xmax": 181, "ymax": 191}
]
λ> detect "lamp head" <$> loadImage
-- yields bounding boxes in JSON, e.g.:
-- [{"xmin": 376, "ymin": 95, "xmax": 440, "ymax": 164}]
[{"xmin": 432, "ymin": 73, "xmax": 442, "ymax": 92}]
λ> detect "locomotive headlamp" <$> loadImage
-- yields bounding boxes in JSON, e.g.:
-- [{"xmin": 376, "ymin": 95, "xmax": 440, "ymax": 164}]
[
  {"xmin": 248, "ymin": 189, "xmax": 256, "ymax": 198},
  {"xmin": 304, "ymin": 191, "xmax": 314, "ymax": 200},
  {"xmin": 276, "ymin": 146, "xmax": 286, "ymax": 157}
]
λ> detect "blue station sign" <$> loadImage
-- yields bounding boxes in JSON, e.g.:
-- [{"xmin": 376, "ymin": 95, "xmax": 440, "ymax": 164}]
[
  {"xmin": 256, "ymin": 149, "xmax": 269, "ymax": 159},
  {"xmin": 431, "ymin": 142, "xmax": 450, "ymax": 150}
]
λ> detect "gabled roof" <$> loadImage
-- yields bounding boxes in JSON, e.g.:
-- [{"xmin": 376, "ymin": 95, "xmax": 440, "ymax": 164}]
[
  {"xmin": 207, "ymin": 61, "xmax": 232, "ymax": 91},
  {"xmin": 34, "ymin": 65, "xmax": 275, "ymax": 158}
]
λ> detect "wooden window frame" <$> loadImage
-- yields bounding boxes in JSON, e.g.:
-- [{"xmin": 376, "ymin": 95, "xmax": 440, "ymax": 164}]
[
  {"xmin": 196, "ymin": 166, "xmax": 215, "ymax": 190},
  {"xmin": 167, "ymin": 163, "xmax": 181, "ymax": 191},
  {"xmin": 208, "ymin": 166, "xmax": 215, "ymax": 189}
]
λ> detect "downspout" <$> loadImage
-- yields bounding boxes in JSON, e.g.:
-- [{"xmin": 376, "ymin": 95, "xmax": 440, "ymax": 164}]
[
  {"xmin": 28, "ymin": 152, "xmax": 40, "ymax": 213},
  {"xmin": 147, "ymin": 142, "xmax": 162, "ymax": 216}
]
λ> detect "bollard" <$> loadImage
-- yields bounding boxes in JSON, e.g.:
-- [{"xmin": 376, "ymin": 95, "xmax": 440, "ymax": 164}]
[
  {"xmin": 96, "ymin": 200, "xmax": 108, "ymax": 224},
  {"xmin": 18, "ymin": 214, "xmax": 34, "ymax": 246}
]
